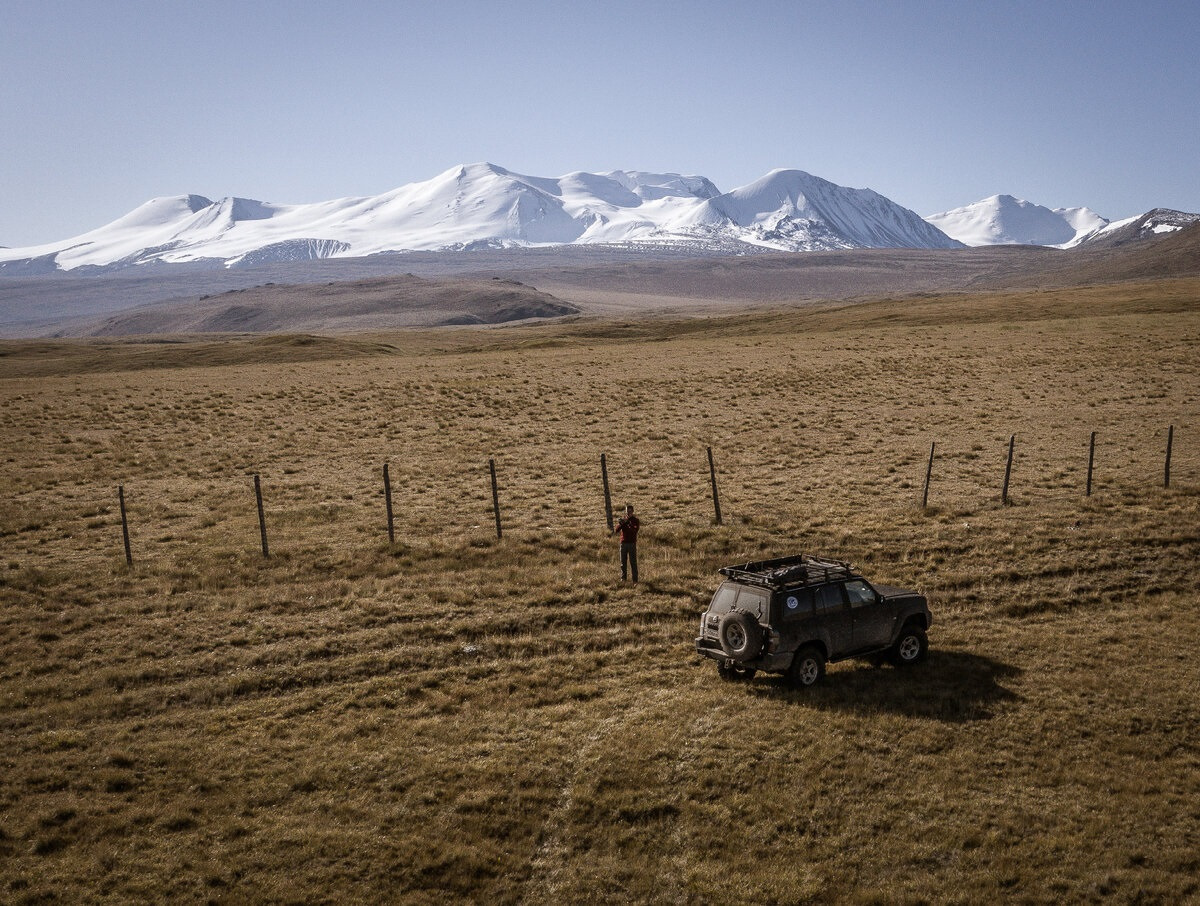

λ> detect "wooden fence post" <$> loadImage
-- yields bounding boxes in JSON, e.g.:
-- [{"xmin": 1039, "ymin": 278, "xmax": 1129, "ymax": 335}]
[
  {"xmin": 254, "ymin": 473, "xmax": 269, "ymax": 558},
  {"xmin": 118, "ymin": 485, "xmax": 132, "ymax": 566},
  {"xmin": 489, "ymin": 458, "xmax": 502, "ymax": 539},
  {"xmin": 1001, "ymin": 434, "xmax": 1015, "ymax": 505},
  {"xmin": 383, "ymin": 462, "xmax": 395, "ymax": 544},
  {"xmin": 707, "ymin": 446, "xmax": 723, "ymax": 525},
  {"xmin": 1086, "ymin": 431, "xmax": 1096, "ymax": 497},
  {"xmin": 600, "ymin": 452, "xmax": 614, "ymax": 532},
  {"xmin": 921, "ymin": 442, "xmax": 935, "ymax": 509},
  {"xmin": 1165, "ymin": 424, "xmax": 1174, "ymax": 489}
]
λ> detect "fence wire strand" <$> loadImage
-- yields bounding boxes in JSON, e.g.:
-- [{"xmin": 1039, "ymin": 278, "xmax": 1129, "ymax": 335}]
[{"xmin": 7, "ymin": 419, "xmax": 1193, "ymax": 572}]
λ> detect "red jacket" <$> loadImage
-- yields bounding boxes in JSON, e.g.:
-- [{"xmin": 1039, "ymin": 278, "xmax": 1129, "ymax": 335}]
[{"xmin": 616, "ymin": 515, "xmax": 640, "ymax": 544}]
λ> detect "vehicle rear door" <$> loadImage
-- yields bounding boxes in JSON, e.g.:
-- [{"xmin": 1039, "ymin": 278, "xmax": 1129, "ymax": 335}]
[
  {"xmin": 777, "ymin": 587, "xmax": 816, "ymax": 649},
  {"xmin": 734, "ymin": 586, "xmax": 769, "ymax": 622},
  {"xmin": 814, "ymin": 583, "xmax": 853, "ymax": 655}
]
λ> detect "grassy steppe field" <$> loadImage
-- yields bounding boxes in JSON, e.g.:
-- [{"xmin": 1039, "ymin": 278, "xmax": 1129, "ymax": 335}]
[{"xmin": 2, "ymin": 279, "xmax": 1199, "ymax": 903}]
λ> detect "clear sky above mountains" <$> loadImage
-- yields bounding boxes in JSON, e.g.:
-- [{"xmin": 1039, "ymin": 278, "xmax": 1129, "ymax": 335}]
[{"xmin": 2, "ymin": 0, "xmax": 1197, "ymax": 247}]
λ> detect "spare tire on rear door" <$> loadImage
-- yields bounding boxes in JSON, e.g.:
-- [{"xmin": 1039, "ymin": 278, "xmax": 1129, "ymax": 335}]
[{"xmin": 718, "ymin": 611, "xmax": 763, "ymax": 662}]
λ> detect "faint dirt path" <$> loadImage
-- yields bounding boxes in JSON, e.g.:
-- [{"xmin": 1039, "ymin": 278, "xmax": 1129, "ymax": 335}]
[{"xmin": 522, "ymin": 683, "xmax": 682, "ymax": 899}]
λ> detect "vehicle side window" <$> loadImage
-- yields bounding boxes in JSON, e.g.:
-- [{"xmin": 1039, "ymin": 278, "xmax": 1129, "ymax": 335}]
[
  {"xmin": 780, "ymin": 588, "xmax": 814, "ymax": 621},
  {"xmin": 814, "ymin": 584, "xmax": 844, "ymax": 615},
  {"xmin": 844, "ymin": 580, "xmax": 876, "ymax": 608}
]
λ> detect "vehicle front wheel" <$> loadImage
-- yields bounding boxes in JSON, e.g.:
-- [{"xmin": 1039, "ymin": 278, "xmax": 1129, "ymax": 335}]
[
  {"xmin": 787, "ymin": 646, "xmax": 825, "ymax": 689},
  {"xmin": 889, "ymin": 626, "xmax": 928, "ymax": 666}
]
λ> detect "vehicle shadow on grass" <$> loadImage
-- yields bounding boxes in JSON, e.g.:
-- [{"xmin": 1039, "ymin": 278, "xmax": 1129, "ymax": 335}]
[{"xmin": 747, "ymin": 650, "xmax": 1022, "ymax": 723}]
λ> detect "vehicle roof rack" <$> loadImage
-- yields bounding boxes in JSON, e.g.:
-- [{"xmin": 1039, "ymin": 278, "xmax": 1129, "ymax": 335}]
[{"xmin": 718, "ymin": 554, "xmax": 856, "ymax": 590}]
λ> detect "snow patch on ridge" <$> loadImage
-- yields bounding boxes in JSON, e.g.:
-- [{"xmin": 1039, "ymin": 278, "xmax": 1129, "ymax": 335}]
[
  {"xmin": 1067, "ymin": 207, "xmax": 1200, "ymax": 247},
  {"xmin": 228, "ymin": 238, "xmax": 352, "ymax": 267}
]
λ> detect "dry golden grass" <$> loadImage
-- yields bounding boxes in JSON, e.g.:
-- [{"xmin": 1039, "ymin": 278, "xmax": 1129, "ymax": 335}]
[{"xmin": 2, "ymin": 281, "xmax": 1199, "ymax": 903}]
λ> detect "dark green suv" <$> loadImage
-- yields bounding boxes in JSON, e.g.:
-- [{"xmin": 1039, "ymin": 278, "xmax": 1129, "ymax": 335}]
[{"xmin": 695, "ymin": 554, "xmax": 932, "ymax": 688}]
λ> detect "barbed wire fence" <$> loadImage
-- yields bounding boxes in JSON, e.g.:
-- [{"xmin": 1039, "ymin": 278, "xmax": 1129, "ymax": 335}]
[{"xmin": 70, "ymin": 420, "xmax": 1196, "ymax": 569}]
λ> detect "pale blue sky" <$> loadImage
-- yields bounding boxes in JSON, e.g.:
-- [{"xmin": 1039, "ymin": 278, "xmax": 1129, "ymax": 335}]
[{"xmin": 2, "ymin": 0, "xmax": 1197, "ymax": 246}]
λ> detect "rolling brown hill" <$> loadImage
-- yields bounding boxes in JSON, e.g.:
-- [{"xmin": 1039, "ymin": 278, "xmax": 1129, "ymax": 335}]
[
  {"xmin": 511, "ymin": 222, "xmax": 1200, "ymax": 315},
  {"xmin": 1029, "ymin": 220, "xmax": 1200, "ymax": 284},
  {"xmin": 68, "ymin": 274, "xmax": 579, "ymax": 336}
]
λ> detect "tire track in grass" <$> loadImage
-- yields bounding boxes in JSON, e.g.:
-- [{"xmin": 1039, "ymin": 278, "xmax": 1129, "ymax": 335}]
[
  {"xmin": 661, "ymin": 705, "xmax": 718, "ymax": 900},
  {"xmin": 523, "ymin": 683, "xmax": 679, "ymax": 899}
]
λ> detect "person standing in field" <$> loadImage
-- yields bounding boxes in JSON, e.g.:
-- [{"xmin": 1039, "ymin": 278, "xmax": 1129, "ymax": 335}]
[{"xmin": 615, "ymin": 503, "xmax": 640, "ymax": 583}]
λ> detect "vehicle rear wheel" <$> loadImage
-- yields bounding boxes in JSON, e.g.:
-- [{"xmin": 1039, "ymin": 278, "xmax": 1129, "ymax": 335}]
[
  {"xmin": 787, "ymin": 646, "xmax": 825, "ymax": 689},
  {"xmin": 889, "ymin": 626, "xmax": 928, "ymax": 666},
  {"xmin": 718, "ymin": 611, "xmax": 763, "ymax": 662}
]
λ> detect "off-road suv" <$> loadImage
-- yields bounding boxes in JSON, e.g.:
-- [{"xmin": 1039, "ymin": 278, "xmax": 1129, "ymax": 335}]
[{"xmin": 695, "ymin": 554, "xmax": 932, "ymax": 688}]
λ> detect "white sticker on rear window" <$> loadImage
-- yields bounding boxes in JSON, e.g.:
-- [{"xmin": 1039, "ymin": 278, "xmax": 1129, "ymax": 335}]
[{"xmin": 787, "ymin": 596, "xmax": 799, "ymax": 610}]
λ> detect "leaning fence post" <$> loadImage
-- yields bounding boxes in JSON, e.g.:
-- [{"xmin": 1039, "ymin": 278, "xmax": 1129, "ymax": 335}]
[
  {"xmin": 489, "ymin": 458, "xmax": 502, "ymax": 539},
  {"xmin": 1165, "ymin": 424, "xmax": 1174, "ymax": 489},
  {"xmin": 1086, "ymin": 431, "xmax": 1096, "ymax": 497},
  {"xmin": 921, "ymin": 442, "xmax": 936, "ymax": 509},
  {"xmin": 1001, "ymin": 434, "xmax": 1015, "ymax": 505},
  {"xmin": 600, "ymin": 452, "xmax": 614, "ymax": 532},
  {"xmin": 707, "ymin": 446, "xmax": 723, "ymax": 525},
  {"xmin": 383, "ymin": 462, "xmax": 395, "ymax": 544},
  {"xmin": 118, "ymin": 485, "xmax": 133, "ymax": 566},
  {"xmin": 254, "ymin": 473, "xmax": 269, "ymax": 557}
]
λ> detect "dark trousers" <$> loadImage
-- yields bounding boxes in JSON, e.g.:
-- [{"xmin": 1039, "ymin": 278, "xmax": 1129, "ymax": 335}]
[{"xmin": 620, "ymin": 543, "xmax": 638, "ymax": 582}]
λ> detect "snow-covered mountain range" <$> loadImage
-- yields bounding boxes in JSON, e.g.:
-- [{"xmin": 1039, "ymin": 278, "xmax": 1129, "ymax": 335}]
[
  {"xmin": 0, "ymin": 164, "xmax": 962, "ymax": 273},
  {"xmin": 924, "ymin": 195, "xmax": 1109, "ymax": 248},
  {"xmin": 6, "ymin": 163, "xmax": 1192, "ymax": 276}
]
